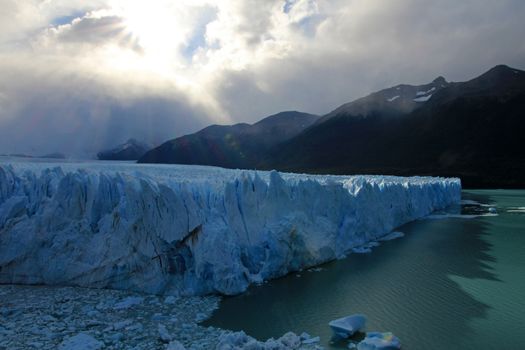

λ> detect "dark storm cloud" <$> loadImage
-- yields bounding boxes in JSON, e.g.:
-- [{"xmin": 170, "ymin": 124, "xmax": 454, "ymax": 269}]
[
  {"xmin": 0, "ymin": 86, "xmax": 208, "ymax": 157},
  {"xmin": 0, "ymin": 62, "xmax": 209, "ymax": 157}
]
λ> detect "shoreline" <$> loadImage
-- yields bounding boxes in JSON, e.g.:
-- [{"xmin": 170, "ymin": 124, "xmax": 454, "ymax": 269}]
[{"xmin": 0, "ymin": 284, "xmax": 322, "ymax": 350}]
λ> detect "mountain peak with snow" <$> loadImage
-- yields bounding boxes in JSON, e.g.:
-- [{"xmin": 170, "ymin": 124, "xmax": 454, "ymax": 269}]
[{"xmin": 320, "ymin": 75, "xmax": 451, "ymax": 121}]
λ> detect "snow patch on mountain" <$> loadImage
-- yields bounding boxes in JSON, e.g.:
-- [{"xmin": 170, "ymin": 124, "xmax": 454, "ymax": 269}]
[
  {"xmin": 387, "ymin": 95, "xmax": 400, "ymax": 102},
  {"xmin": 416, "ymin": 87, "xmax": 436, "ymax": 96},
  {"xmin": 414, "ymin": 94, "xmax": 433, "ymax": 102}
]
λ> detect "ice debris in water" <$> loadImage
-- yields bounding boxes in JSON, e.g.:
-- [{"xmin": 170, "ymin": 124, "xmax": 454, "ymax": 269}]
[
  {"xmin": 113, "ymin": 296, "xmax": 144, "ymax": 310},
  {"xmin": 167, "ymin": 340, "xmax": 187, "ymax": 350},
  {"xmin": 216, "ymin": 331, "xmax": 306, "ymax": 349},
  {"xmin": 58, "ymin": 333, "xmax": 104, "ymax": 350},
  {"xmin": 158, "ymin": 324, "xmax": 172, "ymax": 343},
  {"xmin": 300, "ymin": 332, "xmax": 321, "ymax": 344},
  {"xmin": 164, "ymin": 296, "xmax": 178, "ymax": 304},
  {"xmin": 0, "ymin": 284, "xmax": 224, "ymax": 349},
  {"xmin": 0, "ymin": 161, "xmax": 460, "ymax": 296},
  {"xmin": 357, "ymin": 332, "xmax": 401, "ymax": 350}
]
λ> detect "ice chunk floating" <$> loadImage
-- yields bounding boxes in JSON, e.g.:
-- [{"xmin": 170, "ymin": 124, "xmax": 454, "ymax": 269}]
[
  {"xmin": 357, "ymin": 332, "xmax": 401, "ymax": 350},
  {"xmin": 0, "ymin": 161, "xmax": 461, "ymax": 296},
  {"xmin": 329, "ymin": 314, "xmax": 366, "ymax": 338}
]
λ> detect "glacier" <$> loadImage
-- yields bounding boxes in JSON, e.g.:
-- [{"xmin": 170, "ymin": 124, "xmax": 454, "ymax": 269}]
[{"xmin": 0, "ymin": 160, "xmax": 461, "ymax": 296}]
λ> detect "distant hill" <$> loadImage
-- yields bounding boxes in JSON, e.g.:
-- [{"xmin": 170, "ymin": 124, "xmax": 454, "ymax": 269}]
[
  {"xmin": 97, "ymin": 139, "xmax": 150, "ymax": 161},
  {"xmin": 138, "ymin": 111, "xmax": 320, "ymax": 168},
  {"xmin": 0, "ymin": 152, "xmax": 66, "ymax": 159},
  {"xmin": 262, "ymin": 65, "xmax": 525, "ymax": 188}
]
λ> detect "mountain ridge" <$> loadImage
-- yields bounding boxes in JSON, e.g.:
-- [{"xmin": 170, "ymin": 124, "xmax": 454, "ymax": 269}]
[
  {"xmin": 138, "ymin": 111, "xmax": 320, "ymax": 168},
  {"xmin": 139, "ymin": 65, "xmax": 525, "ymax": 188}
]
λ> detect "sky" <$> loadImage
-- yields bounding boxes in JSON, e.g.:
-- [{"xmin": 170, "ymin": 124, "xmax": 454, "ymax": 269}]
[{"xmin": 0, "ymin": 0, "xmax": 524, "ymax": 157}]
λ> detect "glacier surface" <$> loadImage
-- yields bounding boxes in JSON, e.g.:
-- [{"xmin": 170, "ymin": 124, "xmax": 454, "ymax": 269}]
[{"xmin": 0, "ymin": 160, "xmax": 461, "ymax": 295}]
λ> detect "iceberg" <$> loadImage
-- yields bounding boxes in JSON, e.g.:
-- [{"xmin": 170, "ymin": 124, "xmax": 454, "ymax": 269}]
[
  {"xmin": 0, "ymin": 161, "xmax": 461, "ymax": 296},
  {"xmin": 328, "ymin": 314, "xmax": 366, "ymax": 338}
]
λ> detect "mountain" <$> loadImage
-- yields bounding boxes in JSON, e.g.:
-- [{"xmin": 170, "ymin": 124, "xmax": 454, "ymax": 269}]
[
  {"xmin": 262, "ymin": 65, "xmax": 525, "ymax": 188},
  {"xmin": 97, "ymin": 139, "xmax": 150, "ymax": 161},
  {"xmin": 138, "ymin": 111, "xmax": 320, "ymax": 167}
]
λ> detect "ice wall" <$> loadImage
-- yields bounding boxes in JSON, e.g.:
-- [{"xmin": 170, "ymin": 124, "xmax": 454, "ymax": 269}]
[{"xmin": 0, "ymin": 161, "xmax": 461, "ymax": 295}]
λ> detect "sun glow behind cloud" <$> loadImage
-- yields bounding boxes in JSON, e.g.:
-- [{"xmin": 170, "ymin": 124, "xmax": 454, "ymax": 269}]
[
  {"xmin": 68, "ymin": 0, "xmax": 325, "ymax": 123},
  {"xmin": 7, "ymin": 0, "xmax": 326, "ymax": 112},
  {"xmin": 113, "ymin": 1, "xmax": 186, "ymax": 71},
  {"xmin": 65, "ymin": 0, "xmax": 233, "ymax": 123}
]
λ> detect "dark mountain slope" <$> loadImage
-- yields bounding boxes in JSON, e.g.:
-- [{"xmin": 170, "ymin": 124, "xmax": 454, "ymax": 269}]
[
  {"xmin": 262, "ymin": 65, "xmax": 525, "ymax": 188},
  {"xmin": 138, "ymin": 111, "xmax": 319, "ymax": 168}
]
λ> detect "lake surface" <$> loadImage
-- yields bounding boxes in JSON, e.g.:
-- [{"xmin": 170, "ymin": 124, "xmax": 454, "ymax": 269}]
[{"xmin": 204, "ymin": 190, "xmax": 525, "ymax": 349}]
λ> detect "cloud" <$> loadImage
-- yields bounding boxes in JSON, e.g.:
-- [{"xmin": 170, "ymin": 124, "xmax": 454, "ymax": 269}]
[
  {"xmin": 50, "ymin": 14, "xmax": 134, "ymax": 47},
  {"xmin": 208, "ymin": 0, "xmax": 525, "ymax": 120},
  {"xmin": 0, "ymin": 0, "xmax": 524, "ymax": 156},
  {"xmin": 0, "ymin": 56, "xmax": 211, "ymax": 157}
]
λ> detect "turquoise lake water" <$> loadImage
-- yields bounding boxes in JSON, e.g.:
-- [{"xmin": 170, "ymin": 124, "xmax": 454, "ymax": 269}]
[{"xmin": 204, "ymin": 190, "xmax": 525, "ymax": 349}]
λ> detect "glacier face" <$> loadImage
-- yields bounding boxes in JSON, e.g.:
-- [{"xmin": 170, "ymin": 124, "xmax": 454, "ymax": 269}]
[{"xmin": 0, "ymin": 160, "xmax": 461, "ymax": 296}]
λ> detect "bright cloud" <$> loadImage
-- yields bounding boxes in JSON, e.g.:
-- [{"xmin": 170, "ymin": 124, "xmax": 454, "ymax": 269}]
[{"xmin": 0, "ymin": 0, "xmax": 524, "ymax": 156}]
